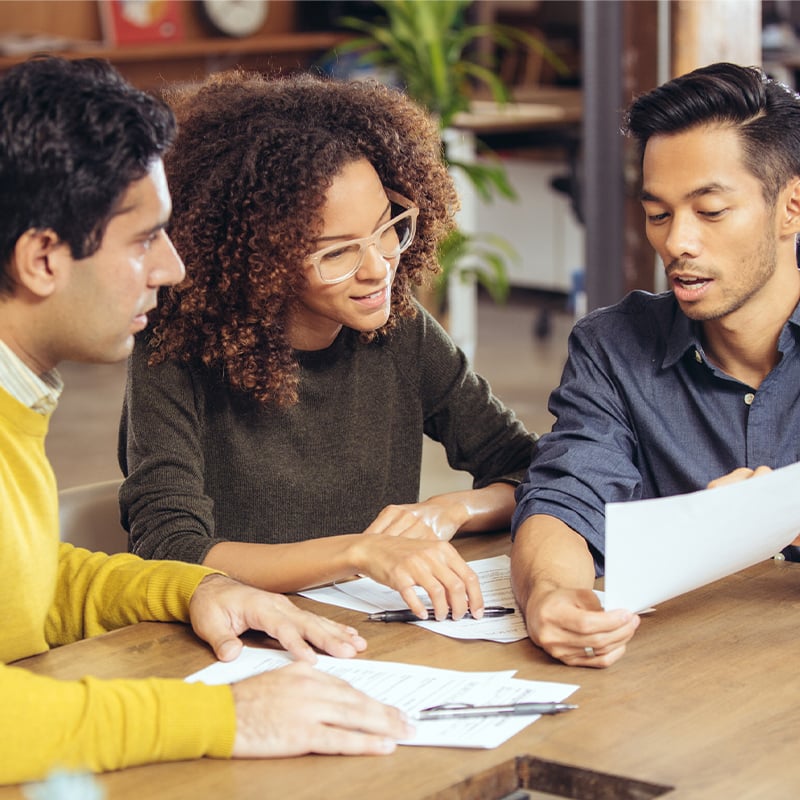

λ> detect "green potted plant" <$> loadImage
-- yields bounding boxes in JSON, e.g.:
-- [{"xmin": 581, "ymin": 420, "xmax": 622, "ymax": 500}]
[{"xmin": 333, "ymin": 0, "xmax": 566, "ymax": 311}]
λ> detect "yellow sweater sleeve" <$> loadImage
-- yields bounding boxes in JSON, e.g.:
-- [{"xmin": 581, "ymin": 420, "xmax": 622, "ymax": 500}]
[
  {"xmin": 1, "ymin": 663, "xmax": 235, "ymax": 784},
  {"xmin": 45, "ymin": 542, "xmax": 221, "ymax": 645}
]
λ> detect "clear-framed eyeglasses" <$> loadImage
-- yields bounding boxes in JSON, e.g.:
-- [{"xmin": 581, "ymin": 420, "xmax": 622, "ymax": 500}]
[{"xmin": 307, "ymin": 189, "xmax": 419, "ymax": 284}]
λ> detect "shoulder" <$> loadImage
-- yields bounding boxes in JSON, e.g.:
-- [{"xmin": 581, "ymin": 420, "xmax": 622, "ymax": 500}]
[
  {"xmin": 566, "ymin": 290, "xmax": 681, "ymax": 376},
  {"xmin": 387, "ymin": 300, "xmax": 455, "ymax": 352},
  {"xmin": 376, "ymin": 300, "xmax": 465, "ymax": 390},
  {"xmin": 573, "ymin": 290, "xmax": 677, "ymax": 340}
]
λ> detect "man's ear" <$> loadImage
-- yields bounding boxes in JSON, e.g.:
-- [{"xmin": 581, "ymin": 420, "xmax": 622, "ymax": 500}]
[
  {"xmin": 10, "ymin": 229, "xmax": 67, "ymax": 298},
  {"xmin": 778, "ymin": 177, "xmax": 800, "ymax": 237}
]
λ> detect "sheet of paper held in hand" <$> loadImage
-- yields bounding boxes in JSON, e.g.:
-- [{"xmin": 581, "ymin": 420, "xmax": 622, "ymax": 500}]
[
  {"xmin": 604, "ymin": 460, "xmax": 800, "ymax": 613},
  {"xmin": 186, "ymin": 647, "xmax": 578, "ymax": 749},
  {"xmin": 298, "ymin": 555, "xmax": 527, "ymax": 643}
]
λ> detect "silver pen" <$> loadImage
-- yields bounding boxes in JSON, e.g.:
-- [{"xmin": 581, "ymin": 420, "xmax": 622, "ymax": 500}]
[{"xmin": 415, "ymin": 702, "xmax": 577, "ymax": 720}]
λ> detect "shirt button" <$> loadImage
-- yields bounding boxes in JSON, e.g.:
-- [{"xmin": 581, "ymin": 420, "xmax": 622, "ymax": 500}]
[
  {"xmin": 744, "ymin": 392, "xmax": 755, "ymax": 405},
  {"xmin": 694, "ymin": 350, "xmax": 702, "ymax": 363}
]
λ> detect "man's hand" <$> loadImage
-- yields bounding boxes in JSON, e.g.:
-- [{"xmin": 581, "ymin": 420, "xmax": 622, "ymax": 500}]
[
  {"xmin": 348, "ymin": 535, "xmax": 483, "ymax": 621},
  {"xmin": 523, "ymin": 585, "xmax": 639, "ymax": 668},
  {"xmin": 230, "ymin": 661, "xmax": 414, "ymax": 757},
  {"xmin": 707, "ymin": 466, "xmax": 800, "ymax": 549},
  {"xmin": 707, "ymin": 465, "xmax": 773, "ymax": 489},
  {"xmin": 189, "ymin": 573, "xmax": 367, "ymax": 663},
  {"xmin": 511, "ymin": 515, "xmax": 638, "ymax": 668}
]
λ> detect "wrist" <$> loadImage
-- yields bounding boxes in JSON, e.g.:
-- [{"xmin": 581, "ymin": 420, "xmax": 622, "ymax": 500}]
[
  {"xmin": 342, "ymin": 533, "xmax": 372, "ymax": 577},
  {"xmin": 427, "ymin": 493, "xmax": 471, "ymax": 538}
]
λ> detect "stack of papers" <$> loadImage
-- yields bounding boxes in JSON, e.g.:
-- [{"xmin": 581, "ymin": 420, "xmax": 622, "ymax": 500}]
[
  {"xmin": 299, "ymin": 555, "xmax": 528, "ymax": 643},
  {"xmin": 186, "ymin": 647, "xmax": 578, "ymax": 749}
]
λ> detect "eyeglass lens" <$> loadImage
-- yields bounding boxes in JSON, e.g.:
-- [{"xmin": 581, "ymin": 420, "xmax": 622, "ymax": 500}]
[{"xmin": 317, "ymin": 205, "xmax": 414, "ymax": 282}]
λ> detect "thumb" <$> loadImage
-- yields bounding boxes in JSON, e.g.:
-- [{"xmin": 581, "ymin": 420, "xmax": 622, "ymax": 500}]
[{"xmin": 214, "ymin": 636, "xmax": 243, "ymax": 662}]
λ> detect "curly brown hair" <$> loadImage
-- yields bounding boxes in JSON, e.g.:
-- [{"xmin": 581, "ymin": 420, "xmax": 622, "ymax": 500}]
[{"xmin": 149, "ymin": 70, "xmax": 458, "ymax": 407}]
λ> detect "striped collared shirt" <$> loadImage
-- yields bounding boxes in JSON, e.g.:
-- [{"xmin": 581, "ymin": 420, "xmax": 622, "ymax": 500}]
[{"xmin": 0, "ymin": 339, "xmax": 63, "ymax": 414}]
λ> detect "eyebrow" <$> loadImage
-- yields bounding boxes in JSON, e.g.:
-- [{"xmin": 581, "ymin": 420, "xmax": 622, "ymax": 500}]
[
  {"xmin": 109, "ymin": 201, "xmax": 170, "ymax": 238},
  {"xmin": 640, "ymin": 182, "xmax": 735, "ymax": 203},
  {"xmin": 315, "ymin": 201, "xmax": 392, "ymax": 245}
]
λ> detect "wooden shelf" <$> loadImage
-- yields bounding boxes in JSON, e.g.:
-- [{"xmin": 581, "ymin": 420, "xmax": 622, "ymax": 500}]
[
  {"xmin": 0, "ymin": 31, "xmax": 347, "ymax": 68},
  {"xmin": 0, "ymin": 32, "xmax": 350, "ymax": 91}
]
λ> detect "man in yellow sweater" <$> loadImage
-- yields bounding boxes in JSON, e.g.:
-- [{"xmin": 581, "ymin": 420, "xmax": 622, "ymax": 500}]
[{"xmin": 0, "ymin": 55, "xmax": 412, "ymax": 785}]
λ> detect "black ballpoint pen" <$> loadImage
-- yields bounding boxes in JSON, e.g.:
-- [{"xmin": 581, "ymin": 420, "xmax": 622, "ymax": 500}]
[
  {"xmin": 415, "ymin": 702, "xmax": 577, "ymax": 720},
  {"xmin": 366, "ymin": 606, "xmax": 515, "ymax": 622}
]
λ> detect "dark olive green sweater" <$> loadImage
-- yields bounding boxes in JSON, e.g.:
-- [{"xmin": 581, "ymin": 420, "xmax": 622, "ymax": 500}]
[{"xmin": 119, "ymin": 305, "xmax": 537, "ymax": 564}]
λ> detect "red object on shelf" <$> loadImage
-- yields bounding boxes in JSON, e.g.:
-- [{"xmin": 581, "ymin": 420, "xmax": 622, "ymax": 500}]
[{"xmin": 100, "ymin": 0, "xmax": 185, "ymax": 47}]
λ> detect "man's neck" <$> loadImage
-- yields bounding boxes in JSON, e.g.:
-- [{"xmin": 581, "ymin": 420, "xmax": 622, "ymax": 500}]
[
  {"xmin": 0, "ymin": 300, "xmax": 54, "ymax": 376},
  {"xmin": 700, "ymin": 271, "xmax": 800, "ymax": 389}
]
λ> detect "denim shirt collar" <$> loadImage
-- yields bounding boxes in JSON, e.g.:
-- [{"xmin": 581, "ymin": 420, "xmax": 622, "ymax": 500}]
[{"xmin": 661, "ymin": 296, "xmax": 800, "ymax": 370}]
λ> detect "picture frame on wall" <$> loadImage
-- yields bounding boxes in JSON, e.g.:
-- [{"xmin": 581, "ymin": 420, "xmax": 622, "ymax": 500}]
[{"xmin": 99, "ymin": 0, "xmax": 185, "ymax": 47}]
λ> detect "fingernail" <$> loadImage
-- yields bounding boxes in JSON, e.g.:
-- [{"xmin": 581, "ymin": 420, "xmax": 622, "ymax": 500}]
[{"xmin": 377, "ymin": 738, "xmax": 397, "ymax": 754}]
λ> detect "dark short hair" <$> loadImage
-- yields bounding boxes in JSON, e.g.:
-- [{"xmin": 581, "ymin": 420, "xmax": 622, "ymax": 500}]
[
  {"xmin": 0, "ymin": 56, "xmax": 176, "ymax": 293},
  {"xmin": 624, "ymin": 62, "xmax": 800, "ymax": 203}
]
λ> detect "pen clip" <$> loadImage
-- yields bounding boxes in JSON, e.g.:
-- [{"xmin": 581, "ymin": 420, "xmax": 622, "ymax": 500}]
[{"xmin": 419, "ymin": 703, "xmax": 474, "ymax": 712}]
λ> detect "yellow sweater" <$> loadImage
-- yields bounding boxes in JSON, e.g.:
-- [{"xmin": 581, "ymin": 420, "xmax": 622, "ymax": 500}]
[{"xmin": 0, "ymin": 387, "xmax": 236, "ymax": 784}]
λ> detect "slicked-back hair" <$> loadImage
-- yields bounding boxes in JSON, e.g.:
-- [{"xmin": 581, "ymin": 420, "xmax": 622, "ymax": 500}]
[
  {"xmin": 0, "ymin": 55, "xmax": 176, "ymax": 294},
  {"xmin": 150, "ymin": 70, "xmax": 458, "ymax": 408},
  {"xmin": 624, "ymin": 62, "xmax": 800, "ymax": 204}
]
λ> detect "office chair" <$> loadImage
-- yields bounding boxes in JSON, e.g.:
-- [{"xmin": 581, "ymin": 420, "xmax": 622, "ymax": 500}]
[{"xmin": 58, "ymin": 478, "xmax": 127, "ymax": 554}]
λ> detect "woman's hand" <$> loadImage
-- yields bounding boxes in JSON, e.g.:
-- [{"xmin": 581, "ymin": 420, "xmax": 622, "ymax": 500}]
[
  {"xmin": 347, "ymin": 534, "xmax": 484, "ymax": 620},
  {"xmin": 361, "ymin": 498, "xmax": 467, "ymax": 541}
]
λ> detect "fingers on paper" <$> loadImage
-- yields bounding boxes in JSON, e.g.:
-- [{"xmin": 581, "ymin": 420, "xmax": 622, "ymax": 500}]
[
  {"xmin": 529, "ymin": 588, "xmax": 639, "ymax": 669},
  {"xmin": 707, "ymin": 465, "xmax": 772, "ymax": 489},
  {"xmin": 393, "ymin": 547, "xmax": 483, "ymax": 620},
  {"xmin": 231, "ymin": 662, "xmax": 414, "ymax": 758}
]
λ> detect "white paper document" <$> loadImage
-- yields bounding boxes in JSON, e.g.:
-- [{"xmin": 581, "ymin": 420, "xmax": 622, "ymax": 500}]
[
  {"xmin": 298, "ymin": 555, "xmax": 528, "ymax": 643},
  {"xmin": 604, "ymin": 460, "xmax": 800, "ymax": 613},
  {"xmin": 186, "ymin": 647, "xmax": 578, "ymax": 749}
]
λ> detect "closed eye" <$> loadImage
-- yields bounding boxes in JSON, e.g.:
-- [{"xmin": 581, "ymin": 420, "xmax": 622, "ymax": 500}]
[
  {"xmin": 699, "ymin": 209, "xmax": 727, "ymax": 218},
  {"xmin": 320, "ymin": 244, "xmax": 359, "ymax": 262}
]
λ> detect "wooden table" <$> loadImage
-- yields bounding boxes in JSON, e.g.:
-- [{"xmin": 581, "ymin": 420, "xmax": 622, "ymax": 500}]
[{"xmin": 4, "ymin": 535, "xmax": 799, "ymax": 799}]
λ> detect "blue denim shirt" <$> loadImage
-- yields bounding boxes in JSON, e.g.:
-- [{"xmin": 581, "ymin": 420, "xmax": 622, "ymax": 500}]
[{"xmin": 512, "ymin": 290, "xmax": 800, "ymax": 573}]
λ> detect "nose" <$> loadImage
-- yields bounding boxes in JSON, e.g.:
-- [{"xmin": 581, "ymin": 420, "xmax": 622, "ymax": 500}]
[
  {"xmin": 661, "ymin": 211, "xmax": 701, "ymax": 262},
  {"xmin": 149, "ymin": 230, "xmax": 186, "ymax": 288},
  {"xmin": 356, "ymin": 241, "xmax": 392, "ymax": 281}
]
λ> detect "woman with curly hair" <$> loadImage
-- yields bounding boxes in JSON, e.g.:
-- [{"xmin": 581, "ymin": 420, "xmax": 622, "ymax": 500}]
[{"xmin": 118, "ymin": 70, "xmax": 537, "ymax": 620}]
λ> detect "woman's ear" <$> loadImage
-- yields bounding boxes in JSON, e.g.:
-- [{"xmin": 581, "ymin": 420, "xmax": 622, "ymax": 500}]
[{"xmin": 10, "ymin": 229, "xmax": 66, "ymax": 297}]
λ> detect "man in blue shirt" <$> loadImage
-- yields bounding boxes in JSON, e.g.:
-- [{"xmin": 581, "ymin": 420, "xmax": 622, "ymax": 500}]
[{"xmin": 511, "ymin": 62, "xmax": 800, "ymax": 668}]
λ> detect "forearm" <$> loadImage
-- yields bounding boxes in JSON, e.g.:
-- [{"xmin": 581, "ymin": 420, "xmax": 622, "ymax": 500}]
[
  {"xmin": 202, "ymin": 532, "xmax": 482, "ymax": 621},
  {"xmin": 1, "ymin": 665, "xmax": 233, "ymax": 783},
  {"xmin": 47, "ymin": 543, "xmax": 215, "ymax": 645},
  {"xmin": 510, "ymin": 514, "xmax": 596, "ymax": 610},
  {"xmin": 202, "ymin": 536, "xmax": 370, "ymax": 593}
]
